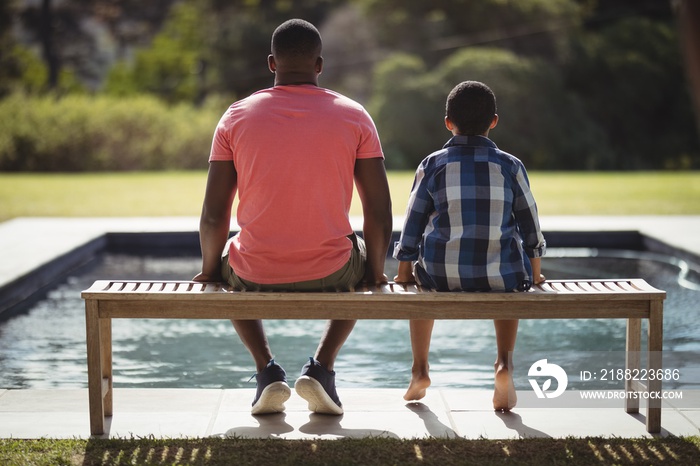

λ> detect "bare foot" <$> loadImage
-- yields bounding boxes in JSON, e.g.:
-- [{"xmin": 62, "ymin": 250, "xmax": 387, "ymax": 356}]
[
  {"xmin": 404, "ymin": 373, "xmax": 431, "ymax": 401},
  {"xmin": 493, "ymin": 364, "xmax": 517, "ymax": 411}
]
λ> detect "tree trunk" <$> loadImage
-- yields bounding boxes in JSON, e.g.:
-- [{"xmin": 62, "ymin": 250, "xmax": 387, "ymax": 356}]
[
  {"xmin": 40, "ymin": 0, "xmax": 59, "ymax": 88},
  {"xmin": 677, "ymin": 0, "xmax": 700, "ymax": 140}
]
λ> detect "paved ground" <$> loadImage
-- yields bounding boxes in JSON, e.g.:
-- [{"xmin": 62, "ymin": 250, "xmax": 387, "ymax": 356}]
[
  {"xmin": 1, "ymin": 387, "xmax": 698, "ymax": 439},
  {"xmin": 0, "ymin": 216, "xmax": 699, "ymax": 439}
]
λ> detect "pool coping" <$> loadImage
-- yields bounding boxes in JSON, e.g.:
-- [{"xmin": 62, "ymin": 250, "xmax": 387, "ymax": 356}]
[{"xmin": 1, "ymin": 215, "xmax": 699, "ymax": 318}]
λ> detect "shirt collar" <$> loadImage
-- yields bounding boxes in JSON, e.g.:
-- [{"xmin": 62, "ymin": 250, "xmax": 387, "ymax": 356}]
[{"xmin": 443, "ymin": 135, "xmax": 497, "ymax": 150}]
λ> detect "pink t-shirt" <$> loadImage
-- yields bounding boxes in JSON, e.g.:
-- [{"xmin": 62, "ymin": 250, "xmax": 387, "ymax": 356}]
[{"xmin": 209, "ymin": 85, "xmax": 384, "ymax": 284}]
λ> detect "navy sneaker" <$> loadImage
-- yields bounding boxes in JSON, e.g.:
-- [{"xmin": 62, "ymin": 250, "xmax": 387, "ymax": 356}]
[
  {"xmin": 251, "ymin": 359, "xmax": 291, "ymax": 415},
  {"xmin": 294, "ymin": 357, "xmax": 343, "ymax": 415}
]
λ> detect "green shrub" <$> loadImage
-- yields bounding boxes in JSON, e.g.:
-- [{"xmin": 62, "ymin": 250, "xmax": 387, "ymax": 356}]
[
  {"xmin": 369, "ymin": 48, "xmax": 610, "ymax": 171},
  {"xmin": 0, "ymin": 93, "xmax": 222, "ymax": 171}
]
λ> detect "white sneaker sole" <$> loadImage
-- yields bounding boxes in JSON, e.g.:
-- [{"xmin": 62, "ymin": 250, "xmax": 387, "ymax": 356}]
[
  {"xmin": 294, "ymin": 376, "xmax": 343, "ymax": 415},
  {"xmin": 251, "ymin": 381, "xmax": 291, "ymax": 415}
]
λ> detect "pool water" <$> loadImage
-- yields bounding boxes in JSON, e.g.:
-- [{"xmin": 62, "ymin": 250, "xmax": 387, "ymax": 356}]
[{"xmin": 0, "ymin": 250, "xmax": 698, "ymax": 391}]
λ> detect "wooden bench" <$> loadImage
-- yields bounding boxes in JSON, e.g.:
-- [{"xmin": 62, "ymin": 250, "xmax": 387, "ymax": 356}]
[{"xmin": 82, "ymin": 278, "xmax": 666, "ymax": 436}]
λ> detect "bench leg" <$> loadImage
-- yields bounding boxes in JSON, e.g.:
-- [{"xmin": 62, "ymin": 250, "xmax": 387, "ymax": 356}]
[
  {"xmin": 101, "ymin": 317, "xmax": 113, "ymax": 417},
  {"xmin": 625, "ymin": 318, "xmax": 641, "ymax": 414},
  {"xmin": 646, "ymin": 301, "xmax": 663, "ymax": 434},
  {"xmin": 85, "ymin": 299, "xmax": 108, "ymax": 436}
]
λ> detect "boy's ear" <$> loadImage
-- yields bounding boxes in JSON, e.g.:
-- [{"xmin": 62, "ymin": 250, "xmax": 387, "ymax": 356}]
[
  {"xmin": 445, "ymin": 116, "xmax": 455, "ymax": 131},
  {"xmin": 315, "ymin": 56, "xmax": 323, "ymax": 74},
  {"xmin": 490, "ymin": 114, "xmax": 499, "ymax": 129}
]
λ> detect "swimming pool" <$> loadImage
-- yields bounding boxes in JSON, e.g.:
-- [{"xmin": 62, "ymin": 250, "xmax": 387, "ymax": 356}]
[{"xmin": 0, "ymin": 249, "xmax": 698, "ymax": 391}]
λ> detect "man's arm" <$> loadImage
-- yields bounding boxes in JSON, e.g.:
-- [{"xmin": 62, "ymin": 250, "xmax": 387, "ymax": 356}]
[
  {"xmin": 354, "ymin": 158, "xmax": 392, "ymax": 285},
  {"xmin": 193, "ymin": 161, "xmax": 237, "ymax": 283}
]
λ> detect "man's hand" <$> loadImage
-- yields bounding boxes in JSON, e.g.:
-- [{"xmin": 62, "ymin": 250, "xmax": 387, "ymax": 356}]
[
  {"xmin": 362, "ymin": 273, "xmax": 389, "ymax": 287},
  {"xmin": 193, "ymin": 272, "xmax": 220, "ymax": 283}
]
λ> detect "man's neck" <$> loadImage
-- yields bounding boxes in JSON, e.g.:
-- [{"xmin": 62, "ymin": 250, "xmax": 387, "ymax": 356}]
[{"xmin": 274, "ymin": 72, "xmax": 318, "ymax": 87}]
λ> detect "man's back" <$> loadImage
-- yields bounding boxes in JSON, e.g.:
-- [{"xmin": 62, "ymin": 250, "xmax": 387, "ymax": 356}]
[{"xmin": 210, "ymin": 84, "xmax": 383, "ymax": 284}]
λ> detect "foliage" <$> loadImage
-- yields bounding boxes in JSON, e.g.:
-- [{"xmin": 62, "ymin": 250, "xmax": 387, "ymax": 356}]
[
  {"xmin": 1, "ymin": 0, "xmax": 698, "ymax": 171},
  {"xmin": 564, "ymin": 17, "xmax": 699, "ymax": 169},
  {"xmin": 356, "ymin": 0, "xmax": 582, "ymax": 63},
  {"xmin": 370, "ymin": 48, "xmax": 609, "ymax": 170},
  {"xmin": 0, "ymin": 93, "xmax": 220, "ymax": 171},
  {"xmin": 103, "ymin": 2, "xmax": 208, "ymax": 103},
  {"xmin": 367, "ymin": 53, "xmax": 441, "ymax": 169},
  {"xmin": 105, "ymin": 0, "xmax": 344, "ymax": 101},
  {"xmin": 0, "ymin": 44, "xmax": 48, "ymax": 96}
]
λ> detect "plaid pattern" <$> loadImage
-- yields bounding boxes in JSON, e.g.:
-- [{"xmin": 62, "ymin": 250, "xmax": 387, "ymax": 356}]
[{"xmin": 393, "ymin": 135, "xmax": 546, "ymax": 291}]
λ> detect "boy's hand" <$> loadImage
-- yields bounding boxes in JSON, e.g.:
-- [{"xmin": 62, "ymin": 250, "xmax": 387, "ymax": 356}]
[
  {"xmin": 530, "ymin": 258, "xmax": 545, "ymax": 285},
  {"xmin": 394, "ymin": 261, "xmax": 416, "ymax": 284}
]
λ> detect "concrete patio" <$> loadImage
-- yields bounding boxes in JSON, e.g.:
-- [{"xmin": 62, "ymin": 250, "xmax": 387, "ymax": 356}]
[
  {"xmin": 1, "ymin": 387, "xmax": 698, "ymax": 439},
  {"xmin": 0, "ymin": 216, "xmax": 699, "ymax": 439}
]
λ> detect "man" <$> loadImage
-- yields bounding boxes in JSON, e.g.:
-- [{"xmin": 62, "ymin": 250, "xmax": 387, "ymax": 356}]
[{"xmin": 194, "ymin": 19, "xmax": 392, "ymax": 416}]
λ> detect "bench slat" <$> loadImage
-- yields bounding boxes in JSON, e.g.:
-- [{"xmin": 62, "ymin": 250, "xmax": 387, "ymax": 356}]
[{"xmin": 82, "ymin": 279, "xmax": 665, "ymax": 299}]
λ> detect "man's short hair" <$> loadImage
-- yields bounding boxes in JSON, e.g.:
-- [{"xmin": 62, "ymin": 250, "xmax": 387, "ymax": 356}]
[
  {"xmin": 446, "ymin": 81, "xmax": 497, "ymax": 136},
  {"xmin": 271, "ymin": 19, "xmax": 322, "ymax": 61}
]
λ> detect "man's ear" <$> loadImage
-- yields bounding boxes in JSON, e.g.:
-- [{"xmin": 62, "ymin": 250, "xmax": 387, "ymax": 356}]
[
  {"xmin": 315, "ymin": 56, "xmax": 323, "ymax": 74},
  {"xmin": 490, "ymin": 114, "xmax": 499, "ymax": 129},
  {"xmin": 268, "ymin": 54, "xmax": 276, "ymax": 73},
  {"xmin": 445, "ymin": 116, "xmax": 455, "ymax": 131}
]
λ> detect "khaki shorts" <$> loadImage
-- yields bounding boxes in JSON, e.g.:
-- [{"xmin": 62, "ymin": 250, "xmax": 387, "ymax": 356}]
[{"xmin": 221, "ymin": 234, "xmax": 366, "ymax": 291}]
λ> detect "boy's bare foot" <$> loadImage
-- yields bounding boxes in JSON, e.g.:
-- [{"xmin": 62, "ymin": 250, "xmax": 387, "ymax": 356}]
[
  {"xmin": 403, "ymin": 373, "xmax": 431, "ymax": 401},
  {"xmin": 493, "ymin": 364, "xmax": 517, "ymax": 411}
]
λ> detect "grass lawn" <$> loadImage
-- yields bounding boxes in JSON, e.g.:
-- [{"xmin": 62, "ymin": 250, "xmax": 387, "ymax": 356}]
[
  {"xmin": 0, "ymin": 171, "xmax": 698, "ymax": 222},
  {"xmin": 1, "ymin": 436, "xmax": 699, "ymax": 466}
]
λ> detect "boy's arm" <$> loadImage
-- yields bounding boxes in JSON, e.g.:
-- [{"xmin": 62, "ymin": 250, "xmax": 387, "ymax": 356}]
[
  {"xmin": 194, "ymin": 161, "xmax": 237, "ymax": 283},
  {"xmin": 529, "ymin": 257, "xmax": 545, "ymax": 285},
  {"xmin": 394, "ymin": 261, "xmax": 416, "ymax": 283},
  {"xmin": 354, "ymin": 158, "xmax": 393, "ymax": 285},
  {"xmin": 393, "ymin": 163, "xmax": 432, "ymax": 263}
]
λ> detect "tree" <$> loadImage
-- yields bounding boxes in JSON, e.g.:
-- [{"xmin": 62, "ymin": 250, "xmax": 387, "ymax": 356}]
[
  {"xmin": 356, "ymin": 0, "xmax": 582, "ymax": 64},
  {"xmin": 368, "ymin": 53, "xmax": 442, "ymax": 169},
  {"xmin": 676, "ymin": 0, "xmax": 700, "ymax": 145},
  {"xmin": 103, "ymin": 2, "xmax": 206, "ymax": 103},
  {"xmin": 370, "ymin": 47, "xmax": 608, "ymax": 170},
  {"xmin": 565, "ymin": 17, "xmax": 699, "ymax": 168},
  {"xmin": 104, "ymin": 0, "xmax": 346, "ymax": 102}
]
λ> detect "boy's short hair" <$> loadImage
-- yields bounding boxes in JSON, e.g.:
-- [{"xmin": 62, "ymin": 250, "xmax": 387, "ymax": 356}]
[
  {"xmin": 446, "ymin": 81, "xmax": 497, "ymax": 136},
  {"xmin": 271, "ymin": 19, "xmax": 322, "ymax": 61}
]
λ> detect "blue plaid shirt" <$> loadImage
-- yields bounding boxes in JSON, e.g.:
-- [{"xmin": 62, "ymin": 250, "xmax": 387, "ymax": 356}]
[{"xmin": 393, "ymin": 135, "xmax": 546, "ymax": 291}]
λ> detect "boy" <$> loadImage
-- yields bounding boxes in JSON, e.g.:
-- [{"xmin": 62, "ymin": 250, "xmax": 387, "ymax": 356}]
[{"xmin": 393, "ymin": 81, "xmax": 546, "ymax": 411}]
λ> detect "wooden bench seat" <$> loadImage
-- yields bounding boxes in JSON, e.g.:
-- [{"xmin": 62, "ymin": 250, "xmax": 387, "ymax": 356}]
[{"xmin": 82, "ymin": 278, "xmax": 666, "ymax": 435}]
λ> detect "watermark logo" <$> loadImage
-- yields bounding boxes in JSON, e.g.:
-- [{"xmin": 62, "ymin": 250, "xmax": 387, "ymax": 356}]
[{"xmin": 528, "ymin": 359, "xmax": 568, "ymax": 398}]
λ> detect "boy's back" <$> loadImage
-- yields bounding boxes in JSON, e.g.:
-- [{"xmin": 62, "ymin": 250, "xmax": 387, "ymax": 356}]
[{"xmin": 396, "ymin": 134, "xmax": 544, "ymax": 291}]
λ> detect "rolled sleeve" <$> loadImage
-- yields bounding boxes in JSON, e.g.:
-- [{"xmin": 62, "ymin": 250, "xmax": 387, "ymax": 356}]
[
  {"xmin": 512, "ymin": 164, "xmax": 546, "ymax": 258},
  {"xmin": 393, "ymin": 163, "xmax": 432, "ymax": 261}
]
